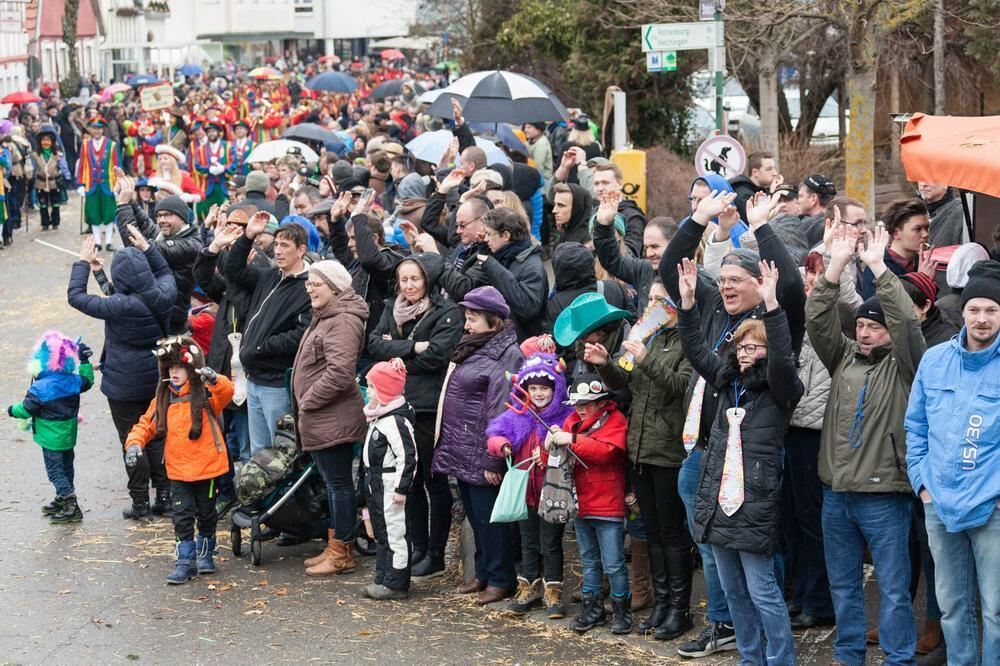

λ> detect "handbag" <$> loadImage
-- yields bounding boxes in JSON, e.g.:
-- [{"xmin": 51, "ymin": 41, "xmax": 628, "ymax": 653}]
[
  {"xmin": 489, "ymin": 457, "xmax": 534, "ymax": 524},
  {"xmin": 538, "ymin": 447, "xmax": 577, "ymax": 525}
]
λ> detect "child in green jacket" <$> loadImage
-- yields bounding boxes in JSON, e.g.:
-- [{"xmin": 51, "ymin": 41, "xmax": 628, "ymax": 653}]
[{"xmin": 7, "ymin": 331, "xmax": 94, "ymax": 524}]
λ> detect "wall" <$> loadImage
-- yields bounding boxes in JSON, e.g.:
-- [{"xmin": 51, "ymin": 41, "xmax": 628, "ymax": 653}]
[{"xmin": 0, "ymin": 1, "xmax": 27, "ymax": 95}]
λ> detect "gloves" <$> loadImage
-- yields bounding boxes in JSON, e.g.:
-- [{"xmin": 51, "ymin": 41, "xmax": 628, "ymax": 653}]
[
  {"xmin": 77, "ymin": 341, "xmax": 93, "ymax": 362},
  {"xmin": 196, "ymin": 366, "xmax": 218, "ymax": 384},
  {"xmin": 209, "ymin": 165, "xmax": 225, "ymax": 176},
  {"xmin": 6, "ymin": 405, "xmax": 13, "ymax": 417},
  {"xmin": 124, "ymin": 445, "xmax": 143, "ymax": 468},
  {"xmin": 77, "ymin": 186, "xmax": 86, "ymax": 198}
]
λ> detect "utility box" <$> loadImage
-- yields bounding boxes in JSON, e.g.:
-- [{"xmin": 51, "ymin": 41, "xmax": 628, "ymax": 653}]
[{"xmin": 611, "ymin": 149, "xmax": 647, "ymax": 213}]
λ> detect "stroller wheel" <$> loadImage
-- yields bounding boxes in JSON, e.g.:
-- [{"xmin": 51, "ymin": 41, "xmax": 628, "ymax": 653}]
[
  {"xmin": 250, "ymin": 538, "xmax": 263, "ymax": 566},
  {"xmin": 354, "ymin": 518, "xmax": 377, "ymax": 557},
  {"xmin": 230, "ymin": 526, "xmax": 243, "ymax": 557}
]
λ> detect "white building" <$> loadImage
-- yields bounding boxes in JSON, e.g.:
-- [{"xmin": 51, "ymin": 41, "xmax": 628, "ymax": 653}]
[
  {"xmin": 0, "ymin": 1, "xmax": 28, "ymax": 96},
  {"xmin": 294, "ymin": 0, "xmax": 419, "ymax": 59}
]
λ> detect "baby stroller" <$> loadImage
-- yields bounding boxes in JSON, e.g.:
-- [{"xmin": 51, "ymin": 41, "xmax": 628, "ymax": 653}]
[{"xmin": 230, "ymin": 417, "xmax": 376, "ymax": 566}]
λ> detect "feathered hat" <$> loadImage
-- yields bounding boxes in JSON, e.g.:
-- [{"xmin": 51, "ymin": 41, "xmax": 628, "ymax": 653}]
[{"xmin": 153, "ymin": 335, "xmax": 205, "ymax": 372}]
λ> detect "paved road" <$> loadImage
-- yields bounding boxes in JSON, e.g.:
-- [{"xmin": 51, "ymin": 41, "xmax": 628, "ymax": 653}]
[{"xmin": 0, "ymin": 199, "xmax": 921, "ymax": 664}]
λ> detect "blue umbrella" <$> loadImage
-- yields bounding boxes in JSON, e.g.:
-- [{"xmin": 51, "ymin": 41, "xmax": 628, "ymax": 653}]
[
  {"xmin": 125, "ymin": 73, "xmax": 161, "ymax": 87},
  {"xmin": 469, "ymin": 122, "xmax": 528, "ymax": 155},
  {"xmin": 306, "ymin": 71, "xmax": 358, "ymax": 93},
  {"xmin": 178, "ymin": 64, "xmax": 203, "ymax": 77},
  {"xmin": 405, "ymin": 129, "xmax": 511, "ymax": 167}
]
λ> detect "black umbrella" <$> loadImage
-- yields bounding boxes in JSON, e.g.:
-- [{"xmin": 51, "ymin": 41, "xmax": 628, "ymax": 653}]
[
  {"xmin": 426, "ymin": 70, "xmax": 568, "ymax": 124},
  {"xmin": 368, "ymin": 79, "xmax": 421, "ymax": 100},
  {"xmin": 282, "ymin": 123, "xmax": 346, "ymax": 155}
]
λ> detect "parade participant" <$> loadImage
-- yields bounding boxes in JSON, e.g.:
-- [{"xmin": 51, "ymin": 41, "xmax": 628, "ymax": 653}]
[
  {"xmin": 191, "ymin": 120, "xmax": 231, "ymax": 221},
  {"xmin": 360, "ymin": 360, "xmax": 418, "ymax": 601},
  {"xmin": 6, "ymin": 333, "xmax": 94, "ymax": 525},
  {"xmin": 153, "ymin": 144, "xmax": 203, "ymax": 204},
  {"xmin": 163, "ymin": 109, "xmax": 188, "ymax": 152},
  {"xmin": 76, "ymin": 116, "xmax": 122, "ymax": 251},
  {"xmin": 229, "ymin": 119, "xmax": 254, "ymax": 176},
  {"xmin": 130, "ymin": 116, "xmax": 162, "ymax": 178},
  {"xmin": 29, "ymin": 125, "xmax": 71, "ymax": 231},
  {"xmin": 124, "ymin": 336, "xmax": 235, "ymax": 584}
]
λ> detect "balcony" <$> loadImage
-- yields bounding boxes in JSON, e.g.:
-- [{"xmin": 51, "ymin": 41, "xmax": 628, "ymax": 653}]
[{"xmin": 145, "ymin": 1, "xmax": 170, "ymax": 20}]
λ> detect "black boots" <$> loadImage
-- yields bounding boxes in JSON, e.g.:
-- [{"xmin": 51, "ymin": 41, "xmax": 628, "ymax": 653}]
[
  {"xmin": 42, "ymin": 497, "xmax": 66, "ymax": 516},
  {"xmin": 411, "ymin": 550, "xmax": 446, "ymax": 579},
  {"xmin": 570, "ymin": 591, "xmax": 607, "ymax": 633},
  {"xmin": 49, "ymin": 496, "xmax": 83, "ymax": 524},
  {"xmin": 610, "ymin": 594, "xmax": 633, "ymax": 635},
  {"xmin": 655, "ymin": 543, "xmax": 694, "ymax": 640},
  {"xmin": 151, "ymin": 488, "xmax": 172, "ymax": 516},
  {"xmin": 123, "ymin": 502, "xmax": 152, "ymax": 520},
  {"xmin": 639, "ymin": 541, "xmax": 670, "ymax": 632}
]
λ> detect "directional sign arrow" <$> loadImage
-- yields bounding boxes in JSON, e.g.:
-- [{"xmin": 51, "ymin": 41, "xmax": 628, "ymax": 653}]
[{"xmin": 644, "ymin": 25, "xmax": 653, "ymax": 51}]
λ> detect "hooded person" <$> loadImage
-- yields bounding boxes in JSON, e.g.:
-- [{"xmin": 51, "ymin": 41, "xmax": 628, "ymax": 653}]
[
  {"xmin": 936, "ymin": 242, "xmax": 990, "ymax": 325},
  {"xmin": 686, "ymin": 174, "xmax": 751, "ymax": 248},
  {"xmin": 546, "ymin": 241, "xmax": 634, "ymax": 334},
  {"xmin": 550, "ymin": 182, "xmax": 594, "ymax": 247},
  {"xmin": 485, "ymin": 338, "xmax": 575, "ymax": 616},
  {"xmin": 279, "ymin": 214, "xmax": 323, "ymax": 255},
  {"xmin": 68, "ymin": 242, "xmax": 177, "ymax": 519}
]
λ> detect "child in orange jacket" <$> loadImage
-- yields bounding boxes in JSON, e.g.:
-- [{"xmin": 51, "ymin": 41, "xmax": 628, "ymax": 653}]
[{"xmin": 125, "ymin": 336, "xmax": 234, "ymax": 585}]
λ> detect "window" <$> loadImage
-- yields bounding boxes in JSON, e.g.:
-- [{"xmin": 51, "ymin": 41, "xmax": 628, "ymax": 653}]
[{"xmin": 294, "ymin": 0, "xmax": 312, "ymax": 13}]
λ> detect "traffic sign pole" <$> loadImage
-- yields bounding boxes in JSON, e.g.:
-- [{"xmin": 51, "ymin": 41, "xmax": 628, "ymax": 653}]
[{"xmin": 714, "ymin": 2, "xmax": 725, "ymax": 132}]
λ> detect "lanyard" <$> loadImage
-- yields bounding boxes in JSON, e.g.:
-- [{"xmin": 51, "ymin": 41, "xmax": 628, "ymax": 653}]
[
  {"xmin": 712, "ymin": 311, "xmax": 753, "ymax": 353},
  {"xmin": 733, "ymin": 383, "xmax": 747, "ymax": 408}
]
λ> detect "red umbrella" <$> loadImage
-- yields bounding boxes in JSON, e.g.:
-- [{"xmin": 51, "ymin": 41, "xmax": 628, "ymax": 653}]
[
  {"xmin": 380, "ymin": 49, "xmax": 405, "ymax": 61},
  {"xmin": 318, "ymin": 54, "xmax": 341, "ymax": 64},
  {"xmin": 2, "ymin": 91, "xmax": 42, "ymax": 104}
]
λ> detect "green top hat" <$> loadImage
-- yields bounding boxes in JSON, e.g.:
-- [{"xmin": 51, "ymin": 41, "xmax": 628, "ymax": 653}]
[{"xmin": 553, "ymin": 292, "xmax": 629, "ymax": 347}]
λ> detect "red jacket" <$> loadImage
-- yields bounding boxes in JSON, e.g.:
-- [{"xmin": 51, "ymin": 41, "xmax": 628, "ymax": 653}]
[{"xmin": 563, "ymin": 404, "xmax": 628, "ymax": 519}]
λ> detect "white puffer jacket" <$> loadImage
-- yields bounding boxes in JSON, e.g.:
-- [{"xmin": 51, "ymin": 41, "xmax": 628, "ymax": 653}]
[{"xmin": 790, "ymin": 338, "xmax": 830, "ymax": 430}]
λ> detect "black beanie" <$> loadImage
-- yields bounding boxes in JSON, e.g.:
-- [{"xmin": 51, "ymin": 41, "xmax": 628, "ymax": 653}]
[
  {"xmin": 961, "ymin": 259, "xmax": 1000, "ymax": 307},
  {"xmin": 855, "ymin": 296, "xmax": 886, "ymax": 328},
  {"xmin": 154, "ymin": 195, "xmax": 190, "ymax": 223}
]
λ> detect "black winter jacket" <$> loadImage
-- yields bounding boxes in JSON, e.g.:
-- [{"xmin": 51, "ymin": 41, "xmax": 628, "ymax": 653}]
[
  {"xmin": 115, "ymin": 201, "xmax": 201, "ymax": 333},
  {"xmin": 222, "ymin": 234, "xmax": 312, "ymax": 387},
  {"xmin": 545, "ymin": 241, "xmax": 634, "ymax": 332},
  {"xmin": 67, "ymin": 245, "xmax": 176, "ymax": 402},
  {"xmin": 616, "ymin": 199, "xmax": 647, "ymax": 258},
  {"xmin": 679, "ymin": 305, "xmax": 803, "ymax": 555},
  {"xmin": 367, "ymin": 254, "xmax": 464, "ymax": 412}
]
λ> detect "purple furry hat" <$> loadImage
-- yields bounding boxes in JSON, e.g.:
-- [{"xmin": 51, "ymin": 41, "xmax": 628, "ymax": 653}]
[{"xmin": 486, "ymin": 352, "xmax": 573, "ymax": 455}]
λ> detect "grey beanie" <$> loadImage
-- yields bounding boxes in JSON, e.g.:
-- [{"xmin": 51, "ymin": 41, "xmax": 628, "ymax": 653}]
[
  {"xmin": 396, "ymin": 173, "xmax": 428, "ymax": 201},
  {"xmin": 245, "ymin": 170, "xmax": 270, "ymax": 194},
  {"xmin": 721, "ymin": 248, "xmax": 762, "ymax": 277},
  {"xmin": 330, "ymin": 160, "xmax": 355, "ymax": 188},
  {"xmin": 154, "ymin": 195, "xmax": 190, "ymax": 222}
]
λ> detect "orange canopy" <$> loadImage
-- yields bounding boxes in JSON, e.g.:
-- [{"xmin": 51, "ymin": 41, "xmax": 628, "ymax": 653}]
[{"xmin": 900, "ymin": 112, "xmax": 1000, "ymax": 198}]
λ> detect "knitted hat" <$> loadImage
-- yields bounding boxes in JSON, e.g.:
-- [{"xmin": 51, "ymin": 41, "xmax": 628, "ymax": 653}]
[
  {"xmin": 154, "ymin": 195, "xmax": 190, "ymax": 222},
  {"xmin": 721, "ymin": 248, "xmax": 762, "ymax": 277},
  {"xmin": 309, "ymin": 260, "xmax": 353, "ymax": 293},
  {"xmin": 946, "ymin": 243, "xmax": 990, "ymax": 289},
  {"xmin": 900, "ymin": 272, "xmax": 938, "ymax": 304},
  {"xmin": 459, "ymin": 286, "xmax": 510, "ymax": 319},
  {"xmin": 245, "ymin": 170, "xmax": 270, "ymax": 194},
  {"xmin": 396, "ymin": 173, "xmax": 428, "ymax": 201},
  {"xmin": 330, "ymin": 160, "xmax": 355, "ymax": 188},
  {"xmin": 961, "ymin": 259, "xmax": 1000, "ymax": 307},
  {"xmin": 366, "ymin": 361, "xmax": 407, "ymax": 403},
  {"xmin": 155, "ymin": 144, "xmax": 186, "ymax": 163},
  {"xmin": 855, "ymin": 296, "xmax": 886, "ymax": 328},
  {"xmin": 260, "ymin": 213, "xmax": 280, "ymax": 236}
]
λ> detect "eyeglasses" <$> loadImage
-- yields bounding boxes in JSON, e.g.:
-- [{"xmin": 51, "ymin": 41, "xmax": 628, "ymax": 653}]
[
  {"xmin": 456, "ymin": 216, "xmax": 483, "ymax": 230},
  {"xmin": 735, "ymin": 343, "xmax": 762, "ymax": 355},
  {"xmin": 155, "ymin": 211, "xmax": 176, "ymax": 219},
  {"xmin": 842, "ymin": 219, "xmax": 869, "ymax": 229},
  {"xmin": 304, "ymin": 281, "xmax": 328, "ymax": 290},
  {"xmin": 717, "ymin": 276, "xmax": 752, "ymax": 287}
]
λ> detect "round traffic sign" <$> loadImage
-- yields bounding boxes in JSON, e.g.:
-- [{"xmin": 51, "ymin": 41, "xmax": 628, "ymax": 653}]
[{"xmin": 694, "ymin": 134, "xmax": 747, "ymax": 180}]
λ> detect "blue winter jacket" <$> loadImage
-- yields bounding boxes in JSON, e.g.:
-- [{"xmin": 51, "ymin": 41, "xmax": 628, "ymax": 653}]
[
  {"xmin": 685, "ymin": 173, "xmax": 750, "ymax": 247},
  {"xmin": 905, "ymin": 328, "xmax": 1000, "ymax": 532},
  {"xmin": 67, "ymin": 245, "xmax": 177, "ymax": 402}
]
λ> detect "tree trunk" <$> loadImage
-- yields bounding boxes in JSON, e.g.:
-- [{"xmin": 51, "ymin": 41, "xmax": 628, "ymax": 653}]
[
  {"xmin": 60, "ymin": 0, "xmax": 81, "ymax": 98},
  {"xmin": 933, "ymin": 0, "xmax": 946, "ymax": 115},
  {"xmin": 757, "ymin": 43, "xmax": 781, "ymax": 162},
  {"xmin": 889, "ymin": 63, "xmax": 902, "ymax": 182},
  {"xmin": 845, "ymin": 65, "xmax": 877, "ymax": 214}
]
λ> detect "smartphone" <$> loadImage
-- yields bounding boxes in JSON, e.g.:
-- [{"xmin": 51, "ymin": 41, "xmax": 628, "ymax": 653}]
[{"xmin": 358, "ymin": 187, "xmax": 375, "ymax": 207}]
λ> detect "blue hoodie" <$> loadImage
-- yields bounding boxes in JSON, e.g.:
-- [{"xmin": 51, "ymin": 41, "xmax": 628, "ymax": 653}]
[
  {"xmin": 684, "ymin": 173, "xmax": 750, "ymax": 247},
  {"xmin": 280, "ymin": 215, "xmax": 323, "ymax": 254},
  {"xmin": 905, "ymin": 327, "xmax": 1000, "ymax": 532}
]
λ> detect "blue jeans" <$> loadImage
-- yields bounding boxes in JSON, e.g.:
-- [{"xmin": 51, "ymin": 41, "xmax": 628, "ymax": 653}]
[
  {"xmin": 823, "ymin": 488, "xmax": 915, "ymax": 666},
  {"xmin": 680, "ymin": 449, "xmax": 732, "ymax": 623},
  {"xmin": 574, "ymin": 517, "xmax": 629, "ymax": 598},
  {"xmin": 42, "ymin": 448, "xmax": 76, "ymax": 498},
  {"xmin": 227, "ymin": 409, "xmax": 250, "ymax": 463},
  {"xmin": 714, "ymin": 545, "xmax": 796, "ymax": 666},
  {"xmin": 925, "ymin": 505, "xmax": 1000, "ymax": 666},
  {"xmin": 312, "ymin": 445, "xmax": 358, "ymax": 541},
  {"xmin": 246, "ymin": 381, "xmax": 290, "ymax": 456}
]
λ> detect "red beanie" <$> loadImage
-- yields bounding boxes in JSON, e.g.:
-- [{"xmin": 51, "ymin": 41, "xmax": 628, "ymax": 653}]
[
  {"xmin": 900, "ymin": 272, "xmax": 938, "ymax": 304},
  {"xmin": 366, "ymin": 361, "xmax": 407, "ymax": 403}
]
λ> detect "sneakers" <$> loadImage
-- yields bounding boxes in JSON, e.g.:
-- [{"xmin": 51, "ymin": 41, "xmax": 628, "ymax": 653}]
[
  {"xmin": 410, "ymin": 550, "xmax": 446, "ymax": 580},
  {"xmin": 543, "ymin": 581, "xmax": 566, "ymax": 619},
  {"xmin": 677, "ymin": 621, "xmax": 737, "ymax": 658},
  {"xmin": 362, "ymin": 583, "xmax": 409, "ymax": 600},
  {"xmin": 42, "ymin": 497, "xmax": 66, "ymax": 516},
  {"xmin": 507, "ymin": 577, "xmax": 543, "ymax": 615},
  {"xmin": 49, "ymin": 496, "xmax": 83, "ymax": 524}
]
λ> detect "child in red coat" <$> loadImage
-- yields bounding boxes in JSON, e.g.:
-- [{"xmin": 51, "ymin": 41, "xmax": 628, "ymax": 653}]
[{"xmin": 545, "ymin": 372, "xmax": 630, "ymax": 635}]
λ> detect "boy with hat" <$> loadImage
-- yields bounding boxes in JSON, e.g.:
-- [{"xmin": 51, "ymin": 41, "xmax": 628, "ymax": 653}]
[
  {"xmin": 191, "ymin": 120, "xmax": 231, "ymax": 222},
  {"xmin": 905, "ymin": 259, "xmax": 1000, "ymax": 666},
  {"xmin": 545, "ymin": 372, "xmax": 630, "ymax": 634},
  {"xmin": 124, "ymin": 336, "xmax": 235, "ymax": 585},
  {"xmin": 76, "ymin": 116, "xmax": 122, "ymax": 250},
  {"xmin": 361, "ymin": 359, "xmax": 418, "ymax": 601}
]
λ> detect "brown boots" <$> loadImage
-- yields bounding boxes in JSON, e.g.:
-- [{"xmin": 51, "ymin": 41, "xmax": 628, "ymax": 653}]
[
  {"xmin": 630, "ymin": 538, "xmax": 653, "ymax": 612},
  {"xmin": 305, "ymin": 529, "xmax": 355, "ymax": 576},
  {"xmin": 915, "ymin": 618, "xmax": 943, "ymax": 655}
]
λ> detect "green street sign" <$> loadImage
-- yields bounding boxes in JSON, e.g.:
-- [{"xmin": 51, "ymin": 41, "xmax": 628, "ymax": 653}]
[{"xmin": 663, "ymin": 51, "xmax": 677, "ymax": 71}]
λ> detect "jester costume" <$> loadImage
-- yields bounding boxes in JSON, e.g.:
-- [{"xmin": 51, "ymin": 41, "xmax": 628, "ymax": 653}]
[
  {"xmin": 229, "ymin": 121, "xmax": 255, "ymax": 176},
  {"xmin": 76, "ymin": 117, "xmax": 121, "ymax": 246},
  {"xmin": 190, "ymin": 122, "xmax": 231, "ymax": 220}
]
